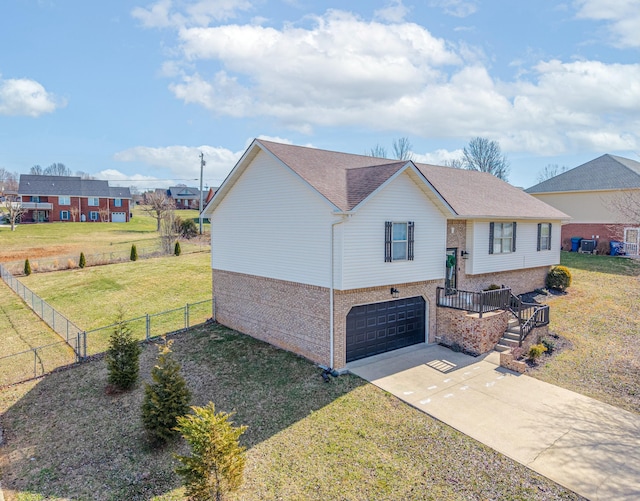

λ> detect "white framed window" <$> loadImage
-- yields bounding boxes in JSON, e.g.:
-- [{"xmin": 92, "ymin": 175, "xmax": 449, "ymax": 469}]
[
  {"xmin": 89, "ymin": 211, "xmax": 99, "ymax": 221},
  {"xmin": 59, "ymin": 196, "xmax": 70, "ymax": 205},
  {"xmin": 60, "ymin": 210, "xmax": 69, "ymax": 220},
  {"xmin": 114, "ymin": 198, "xmax": 122, "ymax": 207},
  {"xmin": 385, "ymin": 221, "xmax": 415, "ymax": 262},
  {"xmin": 32, "ymin": 196, "xmax": 41, "ymax": 203},
  {"xmin": 88, "ymin": 197, "xmax": 99, "ymax": 206},
  {"xmin": 537, "ymin": 223, "xmax": 552, "ymax": 251},
  {"xmin": 489, "ymin": 222, "xmax": 516, "ymax": 254}
]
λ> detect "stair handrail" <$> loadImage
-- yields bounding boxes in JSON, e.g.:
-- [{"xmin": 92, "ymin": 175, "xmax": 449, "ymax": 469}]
[{"xmin": 507, "ymin": 292, "xmax": 550, "ymax": 346}]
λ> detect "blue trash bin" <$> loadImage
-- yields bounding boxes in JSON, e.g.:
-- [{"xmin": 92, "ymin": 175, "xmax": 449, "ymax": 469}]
[
  {"xmin": 610, "ymin": 241, "xmax": 624, "ymax": 256},
  {"xmin": 571, "ymin": 237, "xmax": 582, "ymax": 252}
]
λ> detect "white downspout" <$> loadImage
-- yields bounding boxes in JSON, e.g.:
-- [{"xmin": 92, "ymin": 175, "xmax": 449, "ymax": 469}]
[{"xmin": 330, "ymin": 213, "xmax": 349, "ymax": 369}]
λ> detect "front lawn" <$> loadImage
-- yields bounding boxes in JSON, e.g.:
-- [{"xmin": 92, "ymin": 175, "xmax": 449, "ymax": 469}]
[
  {"xmin": 0, "ymin": 324, "xmax": 581, "ymax": 500},
  {"xmin": 530, "ymin": 252, "xmax": 640, "ymax": 413}
]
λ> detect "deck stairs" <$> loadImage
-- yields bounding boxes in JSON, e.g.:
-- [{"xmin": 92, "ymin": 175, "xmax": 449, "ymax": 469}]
[{"xmin": 495, "ymin": 317, "xmax": 521, "ymax": 352}]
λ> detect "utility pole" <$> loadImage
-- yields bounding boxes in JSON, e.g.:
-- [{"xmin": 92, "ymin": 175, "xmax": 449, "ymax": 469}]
[{"xmin": 199, "ymin": 151, "xmax": 205, "ymax": 235}]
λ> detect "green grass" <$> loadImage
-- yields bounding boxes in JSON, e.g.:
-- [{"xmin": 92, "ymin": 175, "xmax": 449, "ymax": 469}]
[
  {"xmin": 0, "ymin": 325, "xmax": 581, "ymax": 501},
  {"xmin": 0, "ymin": 207, "xmax": 209, "ymax": 263},
  {"xmin": 530, "ymin": 252, "xmax": 640, "ymax": 413},
  {"xmin": 19, "ymin": 252, "xmax": 212, "ymax": 354},
  {"xmin": 0, "ymin": 282, "xmax": 75, "ymax": 386}
]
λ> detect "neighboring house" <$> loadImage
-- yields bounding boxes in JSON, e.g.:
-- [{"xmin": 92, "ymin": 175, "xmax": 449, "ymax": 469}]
[
  {"xmin": 203, "ymin": 140, "xmax": 568, "ymax": 370},
  {"xmin": 18, "ymin": 175, "xmax": 132, "ymax": 223},
  {"xmin": 526, "ymin": 154, "xmax": 640, "ymax": 255},
  {"xmin": 157, "ymin": 186, "xmax": 203, "ymax": 209}
]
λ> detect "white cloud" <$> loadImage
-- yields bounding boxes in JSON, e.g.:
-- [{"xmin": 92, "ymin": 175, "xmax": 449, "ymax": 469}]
[
  {"xmin": 138, "ymin": 6, "xmax": 640, "ymax": 156},
  {"xmin": 132, "ymin": 0, "xmax": 252, "ymax": 28},
  {"xmin": 575, "ymin": 0, "xmax": 640, "ymax": 48},
  {"xmin": 374, "ymin": 0, "xmax": 410, "ymax": 23},
  {"xmin": 0, "ymin": 76, "xmax": 64, "ymax": 117},
  {"xmin": 413, "ymin": 148, "xmax": 464, "ymax": 165},
  {"xmin": 114, "ymin": 144, "xmax": 242, "ymax": 185},
  {"xmin": 430, "ymin": 0, "xmax": 478, "ymax": 18}
]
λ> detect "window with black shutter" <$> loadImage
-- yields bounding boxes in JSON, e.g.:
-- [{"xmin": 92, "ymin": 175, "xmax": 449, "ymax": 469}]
[
  {"xmin": 385, "ymin": 221, "xmax": 414, "ymax": 261},
  {"xmin": 537, "ymin": 223, "xmax": 552, "ymax": 251},
  {"xmin": 489, "ymin": 222, "xmax": 516, "ymax": 254}
]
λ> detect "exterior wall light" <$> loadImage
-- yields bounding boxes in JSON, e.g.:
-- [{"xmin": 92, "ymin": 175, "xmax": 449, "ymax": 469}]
[
  {"xmin": 460, "ymin": 250, "xmax": 470, "ymax": 259},
  {"xmin": 390, "ymin": 287, "xmax": 400, "ymax": 298}
]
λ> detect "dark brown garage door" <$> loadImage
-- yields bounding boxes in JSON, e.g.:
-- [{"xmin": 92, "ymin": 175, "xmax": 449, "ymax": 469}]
[{"xmin": 346, "ymin": 297, "xmax": 426, "ymax": 363}]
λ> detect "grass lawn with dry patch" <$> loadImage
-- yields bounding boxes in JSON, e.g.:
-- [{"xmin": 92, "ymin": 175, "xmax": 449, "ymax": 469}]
[
  {"xmin": 0, "ymin": 282, "xmax": 74, "ymax": 386},
  {"xmin": 0, "ymin": 324, "xmax": 582, "ymax": 501},
  {"xmin": 529, "ymin": 252, "xmax": 640, "ymax": 414}
]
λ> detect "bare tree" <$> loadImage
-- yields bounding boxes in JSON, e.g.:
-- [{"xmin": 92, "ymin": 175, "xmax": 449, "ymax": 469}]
[
  {"xmin": 44, "ymin": 163, "xmax": 72, "ymax": 176},
  {"xmin": 1, "ymin": 194, "xmax": 27, "ymax": 231},
  {"xmin": 368, "ymin": 144, "xmax": 388, "ymax": 158},
  {"xmin": 461, "ymin": 137, "xmax": 510, "ymax": 181},
  {"xmin": 0, "ymin": 168, "xmax": 18, "ymax": 192},
  {"xmin": 76, "ymin": 171, "xmax": 95, "ymax": 180},
  {"xmin": 393, "ymin": 137, "xmax": 413, "ymax": 161},
  {"xmin": 443, "ymin": 158, "xmax": 464, "ymax": 169},
  {"xmin": 99, "ymin": 207, "xmax": 110, "ymax": 222},
  {"xmin": 70, "ymin": 206, "xmax": 80, "ymax": 222},
  {"xmin": 143, "ymin": 191, "xmax": 175, "ymax": 231},
  {"xmin": 159, "ymin": 207, "xmax": 178, "ymax": 254},
  {"xmin": 536, "ymin": 164, "xmax": 568, "ymax": 183},
  {"xmin": 30, "ymin": 164, "xmax": 44, "ymax": 175}
]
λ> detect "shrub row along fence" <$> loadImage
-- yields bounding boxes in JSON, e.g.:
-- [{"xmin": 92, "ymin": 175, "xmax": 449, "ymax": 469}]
[
  {"xmin": 0, "ymin": 262, "xmax": 213, "ymax": 386},
  {"xmin": 1, "ymin": 241, "xmax": 210, "ymax": 276}
]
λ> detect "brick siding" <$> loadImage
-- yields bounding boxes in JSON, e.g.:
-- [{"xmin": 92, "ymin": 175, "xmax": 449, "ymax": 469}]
[
  {"xmin": 560, "ymin": 223, "xmax": 629, "ymax": 251},
  {"xmin": 435, "ymin": 308, "xmax": 509, "ymax": 355}
]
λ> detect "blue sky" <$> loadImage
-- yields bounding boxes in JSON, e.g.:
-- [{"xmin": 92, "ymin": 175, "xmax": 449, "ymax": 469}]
[{"xmin": 1, "ymin": 0, "xmax": 639, "ymax": 190}]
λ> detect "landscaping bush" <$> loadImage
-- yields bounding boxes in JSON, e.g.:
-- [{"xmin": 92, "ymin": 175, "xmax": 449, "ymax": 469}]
[
  {"xmin": 105, "ymin": 312, "xmax": 141, "ymax": 391},
  {"xmin": 79, "ymin": 252, "xmax": 86, "ymax": 269},
  {"xmin": 130, "ymin": 244, "xmax": 138, "ymax": 261},
  {"xmin": 541, "ymin": 337, "xmax": 556, "ymax": 354},
  {"xmin": 596, "ymin": 240, "xmax": 609, "ymax": 255},
  {"xmin": 174, "ymin": 241, "xmax": 182, "ymax": 256},
  {"xmin": 179, "ymin": 218, "xmax": 198, "ymax": 239},
  {"xmin": 175, "ymin": 402, "xmax": 248, "ymax": 501},
  {"xmin": 24, "ymin": 258, "xmax": 31, "ymax": 276},
  {"xmin": 528, "ymin": 343, "xmax": 547, "ymax": 361},
  {"xmin": 546, "ymin": 265, "xmax": 572, "ymax": 291},
  {"xmin": 484, "ymin": 284, "xmax": 501, "ymax": 291},
  {"xmin": 142, "ymin": 339, "xmax": 191, "ymax": 445}
]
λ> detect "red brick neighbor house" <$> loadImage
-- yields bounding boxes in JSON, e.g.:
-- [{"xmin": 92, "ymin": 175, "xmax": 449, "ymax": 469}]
[
  {"xmin": 155, "ymin": 186, "xmax": 203, "ymax": 209},
  {"xmin": 18, "ymin": 175, "xmax": 132, "ymax": 223},
  {"xmin": 203, "ymin": 139, "xmax": 569, "ymax": 370},
  {"xmin": 526, "ymin": 154, "xmax": 640, "ymax": 256}
]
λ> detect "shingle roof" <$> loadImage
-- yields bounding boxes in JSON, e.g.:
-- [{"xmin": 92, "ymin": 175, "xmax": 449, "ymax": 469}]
[
  {"xmin": 168, "ymin": 186, "xmax": 200, "ymax": 198},
  {"xmin": 525, "ymin": 154, "xmax": 640, "ymax": 194},
  {"xmin": 257, "ymin": 140, "xmax": 567, "ymax": 220},
  {"xmin": 18, "ymin": 175, "xmax": 131, "ymax": 198}
]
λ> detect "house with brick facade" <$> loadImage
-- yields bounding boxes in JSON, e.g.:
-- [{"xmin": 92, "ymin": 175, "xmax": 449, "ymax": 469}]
[
  {"xmin": 526, "ymin": 154, "xmax": 640, "ymax": 256},
  {"xmin": 18, "ymin": 175, "xmax": 132, "ymax": 223},
  {"xmin": 155, "ymin": 186, "xmax": 203, "ymax": 210},
  {"xmin": 203, "ymin": 139, "xmax": 568, "ymax": 370}
]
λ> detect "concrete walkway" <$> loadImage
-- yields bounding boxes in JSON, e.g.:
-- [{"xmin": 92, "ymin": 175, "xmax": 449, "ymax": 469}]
[{"xmin": 348, "ymin": 344, "xmax": 640, "ymax": 501}]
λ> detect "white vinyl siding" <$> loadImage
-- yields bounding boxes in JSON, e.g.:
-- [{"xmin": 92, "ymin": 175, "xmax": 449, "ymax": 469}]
[
  {"xmin": 532, "ymin": 191, "xmax": 632, "ymax": 224},
  {"xmin": 465, "ymin": 220, "xmax": 562, "ymax": 275},
  {"xmin": 210, "ymin": 150, "xmax": 334, "ymax": 287},
  {"xmin": 339, "ymin": 172, "xmax": 446, "ymax": 290}
]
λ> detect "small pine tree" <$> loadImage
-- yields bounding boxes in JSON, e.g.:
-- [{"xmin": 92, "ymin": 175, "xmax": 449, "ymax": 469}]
[
  {"xmin": 24, "ymin": 258, "xmax": 31, "ymax": 276},
  {"xmin": 174, "ymin": 241, "xmax": 181, "ymax": 256},
  {"xmin": 130, "ymin": 244, "xmax": 138, "ymax": 261},
  {"xmin": 105, "ymin": 312, "xmax": 141, "ymax": 391},
  {"xmin": 142, "ymin": 339, "xmax": 191, "ymax": 445},
  {"xmin": 79, "ymin": 252, "xmax": 86, "ymax": 269},
  {"xmin": 175, "ymin": 402, "xmax": 247, "ymax": 501}
]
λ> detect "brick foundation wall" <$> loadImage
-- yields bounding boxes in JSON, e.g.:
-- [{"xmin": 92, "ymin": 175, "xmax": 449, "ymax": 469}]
[
  {"xmin": 333, "ymin": 281, "xmax": 440, "ymax": 369},
  {"xmin": 500, "ymin": 325, "xmax": 550, "ymax": 373},
  {"xmin": 435, "ymin": 308, "xmax": 509, "ymax": 355},
  {"xmin": 560, "ymin": 223, "xmax": 631, "ymax": 251},
  {"xmin": 212, "ymin": 270, "xmax": 331, "ymax": 366}
]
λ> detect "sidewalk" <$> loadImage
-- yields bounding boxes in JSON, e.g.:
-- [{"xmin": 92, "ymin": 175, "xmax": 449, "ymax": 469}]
[{"xmin": 348, "ymin": 344, "xmax": 640, "ymax": 501}]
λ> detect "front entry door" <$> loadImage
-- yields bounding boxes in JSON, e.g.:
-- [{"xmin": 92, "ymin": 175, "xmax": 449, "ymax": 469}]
[{"xmin": 445, "ymin": 248, "xmax": 457, "ymax": 294}]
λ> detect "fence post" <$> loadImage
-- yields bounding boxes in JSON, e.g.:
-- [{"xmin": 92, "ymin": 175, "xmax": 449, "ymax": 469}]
[
  {"xmin": 33, "ymin": 348, "xmax": 38, "ymax": 378},
  {"xmin": 83, "ymin": 331, "xmax": 87, "ymax": 359},
  {"xmin": 479, "ymin": 292, "xmax": 484, "ymax": 318},
  {"xmin": 146, "ymin": 313, "xmax": 150, "ymax": 340},
  {"xmin": 213, "ymin": 297, "xmax": 216, "ymax": 322}
]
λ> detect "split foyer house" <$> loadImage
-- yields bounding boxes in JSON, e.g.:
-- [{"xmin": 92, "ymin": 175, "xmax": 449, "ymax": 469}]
[
  {"xmin": 18, "ymin": 175, "xmax": 132, "ymax": 223},
  {"xmin": 204, "ymin": 140, "xmax": 569, "ymax": 370},
  {"xmin": 526, "ymin": 154, "xmax": 640, "ymax": 256},
  {"xmin": 157, "ymin": 186, "xmax": 204, "ymax": 209}
]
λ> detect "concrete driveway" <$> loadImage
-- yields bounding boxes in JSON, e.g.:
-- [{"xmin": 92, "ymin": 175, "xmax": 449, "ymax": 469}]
[{"xmin": 347, "ymin": 344, "xmax": 640, "ymax": 501}]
